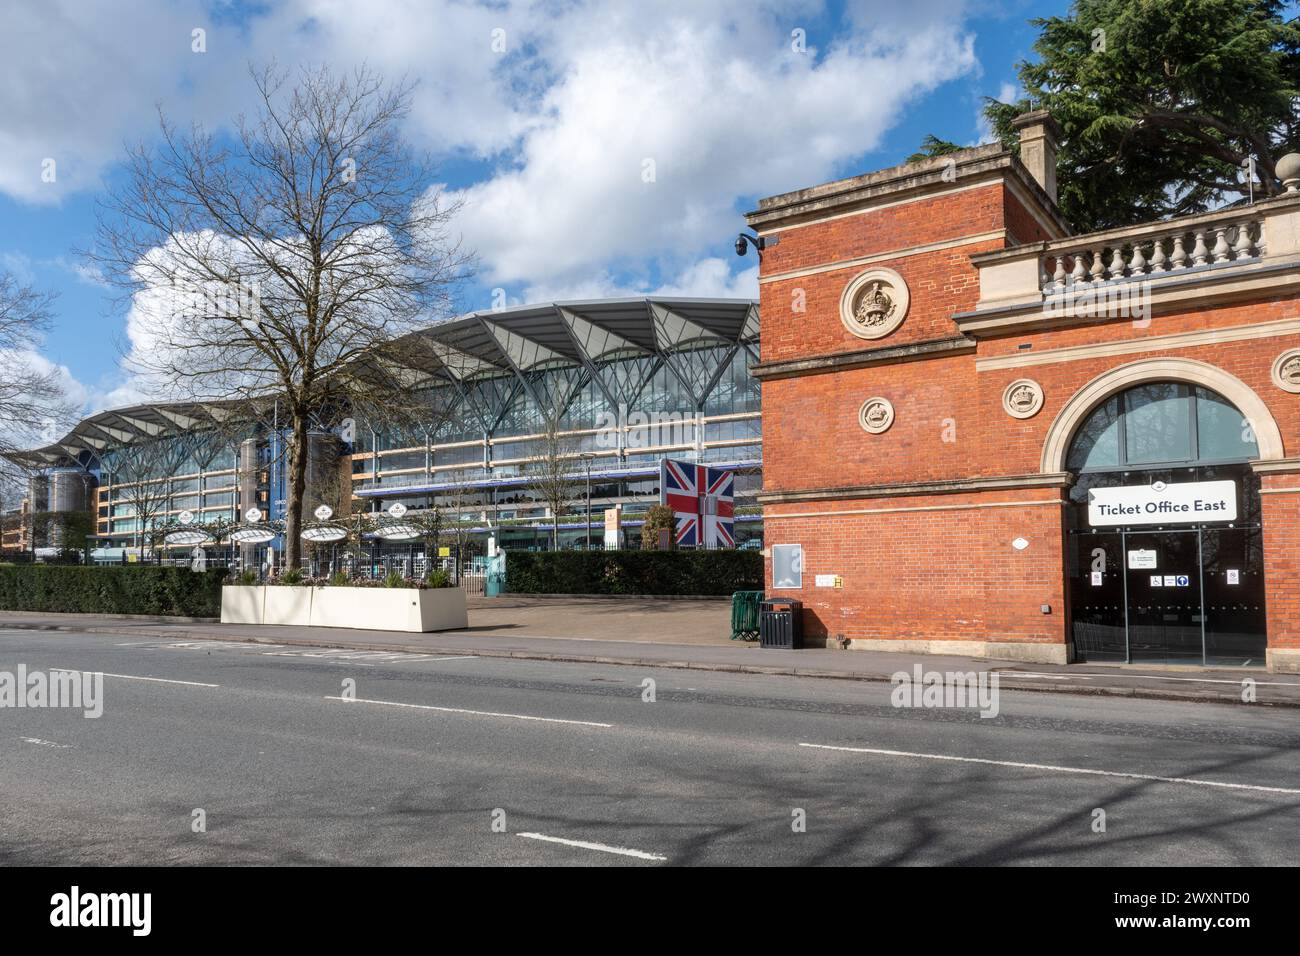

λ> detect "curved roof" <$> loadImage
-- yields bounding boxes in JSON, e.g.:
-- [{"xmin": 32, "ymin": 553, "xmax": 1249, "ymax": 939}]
[{"xmin": 11, "ymin": 296, "xmax": 760, "ymax": 468}]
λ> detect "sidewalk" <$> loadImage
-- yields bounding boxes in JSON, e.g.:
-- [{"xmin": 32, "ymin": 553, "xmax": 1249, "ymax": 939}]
[{"xmin": 2, "ymin": 606, "xmax": 1297, "ymax": 708}]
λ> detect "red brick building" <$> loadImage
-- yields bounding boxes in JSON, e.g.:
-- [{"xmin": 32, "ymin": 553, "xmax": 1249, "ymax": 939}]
[{"xmin": 748, "ymin": 113, "xmax": 1300, "ymax": 673}]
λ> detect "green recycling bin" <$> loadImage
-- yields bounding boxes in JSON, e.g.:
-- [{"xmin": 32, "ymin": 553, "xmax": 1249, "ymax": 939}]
[{"xmin": 730, "ymin": 590, "xmax": 764, "ymax": 641}]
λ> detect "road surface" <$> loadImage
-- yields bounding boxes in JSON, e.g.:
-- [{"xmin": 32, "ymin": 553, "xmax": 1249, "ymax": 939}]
[{"xmin": 1, "ymin": 626, "xmax": 1297, "ymax": 865}]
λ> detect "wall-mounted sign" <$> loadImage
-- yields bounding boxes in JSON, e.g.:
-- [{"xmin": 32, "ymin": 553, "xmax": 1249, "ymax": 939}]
[
  {"xmin": 1089, "ymin": 480, "xmax": 1236, "ymax": 527},
  {"xmin": 772, "ymin": 544, "xmax": 803, "ymax": 589},
  {"xmin": 1090, "ymin": 571, "xmax": 1103, "ymax": 586},
  {"xmin": 1150, "ymin": 575, "xmax": 1163, "ymax": 587},
  {"xmin": 814, "ymin": 574, "xmax": 841, "ymax": 588},
  {"xmin": 1227, "ymin": 569, "xmax": 1240, "ymax": 585},
  {"xmin": 1128, "ymin": 549, "xmax": 1157, "ymax": 570}
]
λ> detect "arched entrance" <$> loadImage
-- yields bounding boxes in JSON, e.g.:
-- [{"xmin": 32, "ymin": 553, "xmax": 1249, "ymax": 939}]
[{"xmin": 1063, "ymin": 379, "xmax": 1267, "ymax": 665}]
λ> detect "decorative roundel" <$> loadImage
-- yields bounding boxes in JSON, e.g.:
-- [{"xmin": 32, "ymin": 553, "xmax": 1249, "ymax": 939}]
[
  {"xmin": 1272, "ymin": 348, "xmax": 1300, "ymax": 394},
  {"xmin": 840, "ymin": 267, "xmax": 909, "ymax": 340},
  {"xmin": 1002, "ymin": 378, "xmax": 1045, "ymax": 419},
  {"xmin": 858, "ymin": 397, "xmax": 895, "ymax": 434}
]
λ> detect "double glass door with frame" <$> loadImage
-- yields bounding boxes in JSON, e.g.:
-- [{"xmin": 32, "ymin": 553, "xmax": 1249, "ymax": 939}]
[{"xmin": 1069, "ymin": 527, "xmax": 1266, "ymax": 666}]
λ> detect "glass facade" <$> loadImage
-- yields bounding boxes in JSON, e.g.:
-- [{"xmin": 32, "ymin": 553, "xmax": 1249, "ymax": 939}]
[{"xmin": 16, "ymin": 298, "xmax": 765, "ymax": 558}]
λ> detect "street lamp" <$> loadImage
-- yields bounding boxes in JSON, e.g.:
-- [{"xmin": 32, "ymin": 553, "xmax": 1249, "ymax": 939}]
[{"xmin": 579, "ymin": 452, "xmax": 596, "ymax": 550}]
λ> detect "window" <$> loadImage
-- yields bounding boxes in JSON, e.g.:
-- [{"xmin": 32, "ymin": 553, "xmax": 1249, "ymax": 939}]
[{"xmin": 1066, "ymin": 383, "xmax": 1258, "ymax": 472}]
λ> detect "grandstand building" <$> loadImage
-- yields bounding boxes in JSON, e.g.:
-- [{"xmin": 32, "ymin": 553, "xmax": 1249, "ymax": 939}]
[{"xmin": 9, "ymin": 297, "xmax": 762, "ymax": 561}]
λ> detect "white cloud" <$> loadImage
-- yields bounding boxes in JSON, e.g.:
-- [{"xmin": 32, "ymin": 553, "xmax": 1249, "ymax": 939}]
[
  {"xmin": 444, "ymin": 4, "xmax": 977, "ymax": 288},
  {"xmin": 4, "ymin": 0, "xmax": 979, "ymax": 408}
]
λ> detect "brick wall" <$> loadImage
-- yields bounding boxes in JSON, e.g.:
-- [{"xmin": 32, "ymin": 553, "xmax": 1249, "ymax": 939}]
[{"xmin": 754, "ymin": 159, "xmax": 1300, "ymax": 662}]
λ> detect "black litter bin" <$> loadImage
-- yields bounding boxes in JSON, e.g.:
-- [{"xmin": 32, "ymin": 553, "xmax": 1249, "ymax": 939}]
[{"xmin": 760, "ymin": 599, "xmax": 803, "ymax": 649}]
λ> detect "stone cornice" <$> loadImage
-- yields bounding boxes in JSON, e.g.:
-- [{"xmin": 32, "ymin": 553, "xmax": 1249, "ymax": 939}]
[
  {"xmin": 1252, "ymin": 457, "xmax": 1300, "ymax": 475},
  {"xmin": 750, "ymin": 335, "xmax": 975, "ymax": 381},
  {"xmin": 745, "ymin": 147, "xmax": 1070, "ymax": 237},
  {"xmin": 757, "ymin": 472, "xmax": 1075, "ymax": 505}
]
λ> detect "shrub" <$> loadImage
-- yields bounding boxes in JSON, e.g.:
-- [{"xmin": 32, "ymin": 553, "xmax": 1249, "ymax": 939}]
[
  {"xmin": 235, "ymin": 569, "xmax": 258, "ymax": 586},
  {"xmin": 382, "ymin": 569, "xmax": 408, "ymax": 589},
  {"xmin": 328, "ymin": 571, "xmax": 351, "ymax": 587},
  {"xmin": 640, "ymin": 504, "xmax": 676, "ymax": 550},
  {"xmin": 426, "ymin": 567, "xmax": 452, "ymax": 589},
  {"xmin": 0, "ymin": 564, "xmax": 228, "ymax": 617},
  {"xmin": 277, "ymin": 568, "xmax": 305, "ymax": 586},
  {"xmin": 504, "ymin": 549, "xmax": 761, "ymax": 596}
]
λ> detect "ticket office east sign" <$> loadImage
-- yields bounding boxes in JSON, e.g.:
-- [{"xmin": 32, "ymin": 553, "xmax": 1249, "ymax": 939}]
[{"xmin": 1087, "ymin": 480, "xmax": 1237, "ymax": 527}]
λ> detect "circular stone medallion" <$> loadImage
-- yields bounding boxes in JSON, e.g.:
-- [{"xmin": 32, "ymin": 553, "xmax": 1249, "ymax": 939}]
[
  {"xmin": 1002, "ymin": 378, "xmax": 1045, "ymax": 419},
  {"xmin": 840, "ymin": 267, "xmax": 910, "ymax": 340},
  {"xmin": 1272, "ymin": 349, "xmax": 1300, "ymax": 394},
  {"xmin": 858, "ymin": 397, "xmax": 895, "ymax": 434}
]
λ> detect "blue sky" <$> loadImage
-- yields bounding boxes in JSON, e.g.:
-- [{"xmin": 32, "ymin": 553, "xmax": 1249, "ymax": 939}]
[{"xmin": 0, "ymin": 0, "xmax": 1069, "ymax": 415}]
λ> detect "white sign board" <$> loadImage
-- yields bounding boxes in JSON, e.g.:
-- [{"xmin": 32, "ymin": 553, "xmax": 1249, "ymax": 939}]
[
  {"xmin": 178, "ymin": 510, "xmax": 194, "ymax": 525},
  {"xmin": 1089, "ymin": 480, "xmax": 1236, "ymax": 527},
  {"xmin": 772, "ymin": 544, "xmax": 803, "ymax": 589},
  {"xmin": 1227, "ymin": 569, "xmax": 1240, "ymax": 585},
  {"xmin": 387, "ymin": 502, "xmax": 408, "ymax": 519},
  {"xmin": 245, "ymin": 507, "xmax": 263, "ymax": 523},
  {"xmin": 814, "ymin": 574, "xmax": 837, "ymax": 588},
  {"xmin": 314, "ymin": 504, "xmax": 334, "ymax": 521},
  {"xmin": 1128, "ymin": 549, "xmax": 1157, "ymax": 570}
]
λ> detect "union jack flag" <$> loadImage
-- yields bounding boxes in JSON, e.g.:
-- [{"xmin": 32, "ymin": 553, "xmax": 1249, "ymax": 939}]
[{"xmin": 659, "ymin": 458, "xmax": 735, "ymax": 548}]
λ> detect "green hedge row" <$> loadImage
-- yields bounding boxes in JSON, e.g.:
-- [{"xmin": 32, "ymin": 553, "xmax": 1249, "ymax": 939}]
[
  {"xmin": 0, "ymin": 564, "xmax": 229, "ymax": 617},
  {"xmin": 505, "ymin": 549, "xmax": 762, "ymax": 596}
]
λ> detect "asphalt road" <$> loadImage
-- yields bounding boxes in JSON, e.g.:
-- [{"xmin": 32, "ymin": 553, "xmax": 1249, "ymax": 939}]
[{"xmin": 1, "ymin": 626, "xmax": 1298, "ymax": 866}]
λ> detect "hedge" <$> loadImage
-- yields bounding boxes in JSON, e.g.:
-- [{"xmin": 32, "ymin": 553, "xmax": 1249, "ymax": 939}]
[
  {"xmin": 505, "ymin": 549, "xmax": 762, "ymax": 596},
  {"xmin": 0, "ymin": 564, "xmax": 229, "ymax": 617}
]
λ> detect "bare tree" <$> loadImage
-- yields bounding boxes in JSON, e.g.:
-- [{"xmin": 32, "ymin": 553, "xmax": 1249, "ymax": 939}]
[
  {"xmin": 87, "ymin": 63, "xmax": 473, "ymax": 569},
  {"xmin": 524, "ymin": 414, "xmax": 580, "ymax": 551},
  {"xmin": 0, "ymin": 271, "xmax": 79, "ymax": 478}
]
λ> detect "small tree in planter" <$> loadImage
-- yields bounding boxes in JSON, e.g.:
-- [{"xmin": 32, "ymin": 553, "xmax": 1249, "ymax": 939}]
[{"xmin": 641, "ymin": 504, "xmax": 676, "ymax": 551}]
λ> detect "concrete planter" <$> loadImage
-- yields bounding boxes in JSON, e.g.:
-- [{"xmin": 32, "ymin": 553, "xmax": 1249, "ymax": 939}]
[
  {"xmin": 220, "ymin": 585, "xmax": 467, "ymax": 633},
  {"xmin": 220, "ymin": 585, "xmax": 265, "ymax": 625}
]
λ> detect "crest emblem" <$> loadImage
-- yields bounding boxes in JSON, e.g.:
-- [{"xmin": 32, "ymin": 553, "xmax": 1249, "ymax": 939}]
[{"xmin": 840, "ymin": 268, "xmax": 909, "ymax": 340}]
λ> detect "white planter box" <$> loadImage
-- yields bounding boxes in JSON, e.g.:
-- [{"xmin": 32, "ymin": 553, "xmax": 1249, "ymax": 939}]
[
  {"xmin": 263, "ymin": 586, "xmax": 314, "ymax": 626},
  {"xmin": 220, "ymin": 585, "xmax": 265, "ymax": 625},
  {"xmin": 310, "ymin": 585, "xmax": 467, "ymax": 631},
  {"xmin": 221, "ymin": 585, "xmax": 467, "ymax": 633}
]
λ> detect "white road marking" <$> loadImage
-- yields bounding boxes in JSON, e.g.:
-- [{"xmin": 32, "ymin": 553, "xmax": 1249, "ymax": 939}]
[
  {"xmin": 324, "ymin": 695, "xmax": 611, "ymax": 728},
  {"xmin": 20, "ymin": 737, "xmax": 71, "ymax": 749},
  {"xmin": 517, "ymin": 832, "xmax": 667, "ymax": 861},
  {"xmin": 799, "ymin": 743, "xmax": 1300, "ymax": 796},
  {"xmin": 51, "ymin": 667, "xmax": 218, "ymax": 688},
  {"xmin": 1002, "ymin": 670, "xmax": 1297, "ymax": 687}
]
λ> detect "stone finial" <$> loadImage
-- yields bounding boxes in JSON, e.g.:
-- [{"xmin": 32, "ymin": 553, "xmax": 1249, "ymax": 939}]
[
  {"xmin": 1011, "ymin": 110, "xmax": 1062, "ymax": 204},
  {"xmin": 1276, "ymin": 152, "xmax": 1300, "ymax": 193}
]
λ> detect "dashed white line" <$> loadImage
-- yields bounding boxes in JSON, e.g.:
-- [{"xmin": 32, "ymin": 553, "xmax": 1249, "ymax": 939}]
[
  {"xmin": 517, "ymin": 832, "xmax": 667, "ymax": 861},
  {"xmin": 51, "ymin": 667, "xmax": 218, "ymax": 688},
  {"xmin": 20, "ymin": 737, "xmax": 71, "ymax": 749},
  {"xmin": 799, "ymin": 742, "xmax": 1300, "ymax": 796},
  {"xmin": 323, "ymin": 695, "xmax": 612, "ymax": 728}
]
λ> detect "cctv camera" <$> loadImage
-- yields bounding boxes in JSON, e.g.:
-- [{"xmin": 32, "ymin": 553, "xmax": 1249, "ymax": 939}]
[{"xmin": 734, "ymin": 235, "xmax": 748, "ymax": 257}]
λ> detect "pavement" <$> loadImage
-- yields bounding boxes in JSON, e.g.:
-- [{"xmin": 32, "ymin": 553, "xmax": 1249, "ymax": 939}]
[
  {"xmin": 1, "ymin": 625, "xmax": 1298, "ymax": 865},
  {"xmin": 0, "ymin": 600, "xmax": 1297, "ymax": 708}
]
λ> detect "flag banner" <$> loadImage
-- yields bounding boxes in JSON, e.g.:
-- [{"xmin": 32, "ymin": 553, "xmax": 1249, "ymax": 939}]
[{"xmin": 659, "ymin": 458, "xmax": 735, "ymax": 548}]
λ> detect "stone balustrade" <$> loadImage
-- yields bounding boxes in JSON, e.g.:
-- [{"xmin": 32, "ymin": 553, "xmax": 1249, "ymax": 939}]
[
  {"xmin": 961, "ymin": 194, "xmax": 1300, "ymax": 331},
  {"xmin": 1042, "ymin": 216, "xmax": 1264, "ymax": 292}
]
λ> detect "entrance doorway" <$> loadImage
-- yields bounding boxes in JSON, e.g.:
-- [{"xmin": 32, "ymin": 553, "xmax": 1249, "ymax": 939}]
[{"xmin": 1063, "ymin": 382, "xmax": 1268, "ymax": 667}]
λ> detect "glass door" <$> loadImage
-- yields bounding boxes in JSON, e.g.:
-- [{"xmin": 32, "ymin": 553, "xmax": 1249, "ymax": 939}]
[
  {"xmin": 1123, "ymin": 531, "xmax": 1204, "ymax": 664},
  {"xmin": 1200, "ymin": 527, "xmax": 1267, "ymax": 666}
]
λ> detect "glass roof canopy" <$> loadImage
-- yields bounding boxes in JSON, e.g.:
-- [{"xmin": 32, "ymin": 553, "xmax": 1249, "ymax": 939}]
[{"xmin": 10, "ymin": 296, "xmax": 760, "ymax": 469}]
